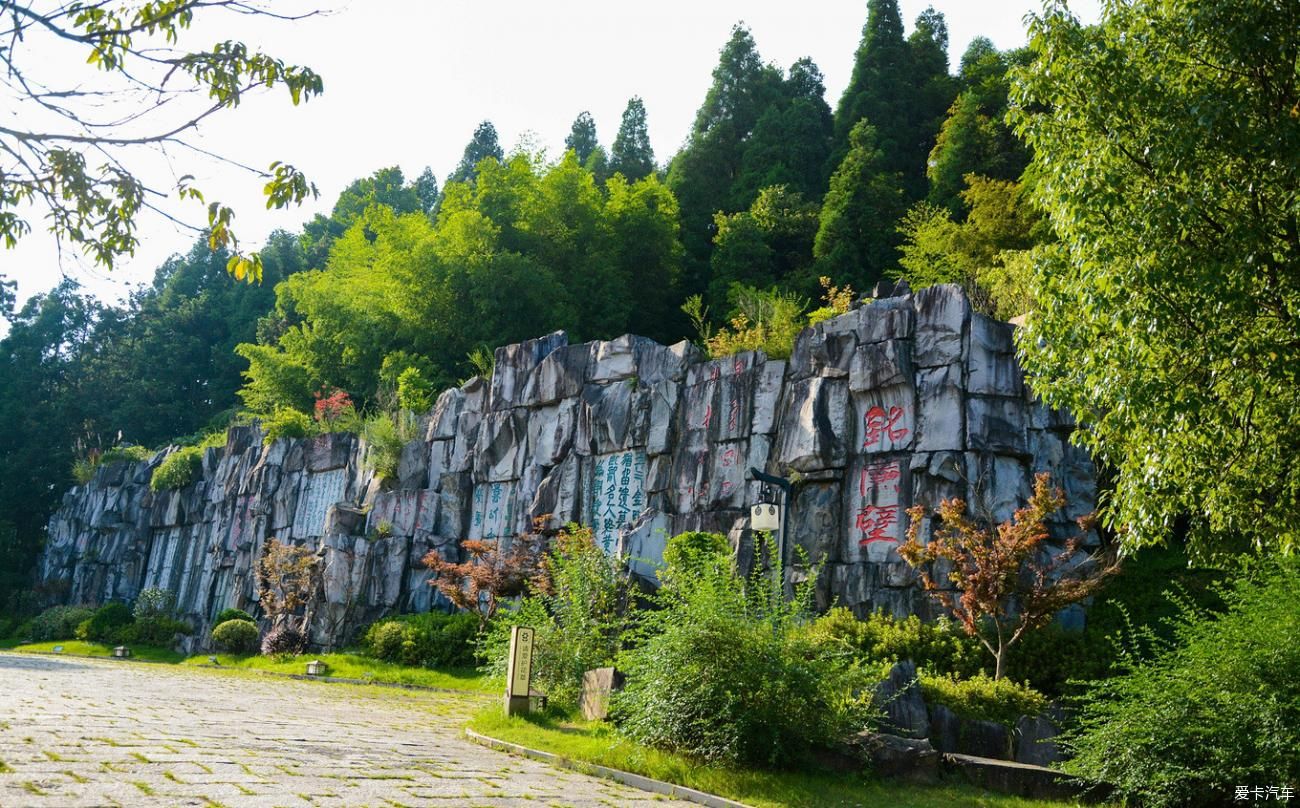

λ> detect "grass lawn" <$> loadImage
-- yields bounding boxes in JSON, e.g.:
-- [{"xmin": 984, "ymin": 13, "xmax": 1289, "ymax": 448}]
[
  {"xmin": 468, "ymin": 709, "xmax": 1095, "ymax": 808},
  {"xmin": 9, "ymin": 640, "xmax": 185, "ymax": 663},
  {"xmin": 178, "ymin": 652, "xmax": 494, "ymax": 692},
  {"xmin": 6, "ymin": 640, "xmax": 494, "ymax": 692}
]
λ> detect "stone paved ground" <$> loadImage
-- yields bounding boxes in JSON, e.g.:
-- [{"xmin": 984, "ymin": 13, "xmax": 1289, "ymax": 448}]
[{"xmin": 0, "ymin": 653, "xmax": 690, "ymax": 808}]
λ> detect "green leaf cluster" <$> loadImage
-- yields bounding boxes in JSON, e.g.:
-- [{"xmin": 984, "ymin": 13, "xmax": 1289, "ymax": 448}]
[
  {"xmin": 236, "ymin": 152, "xmax": 685, "ymax": 415},
  {"xmin": 1010, "ymin": 0, "xmax": 1300, "ymax": 558},
  {"xmin": 149, "ymin": 446, "xmax": 204, "ymax": 492},
  {"xmin": 1061, "ymin": 562, "xmax": 1300, "ymax": 807}
]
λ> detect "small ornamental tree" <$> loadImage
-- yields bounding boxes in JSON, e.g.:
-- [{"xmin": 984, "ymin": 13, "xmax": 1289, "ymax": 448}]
[
  {"xmin": 898, "ymin": 472, "xmax": 1118, "ymax": 679},
  {"xmin": 313, "ymin": 388, "xmax": 355, "ymax": 429},
  {"xmin": 422, "ymin": 529, "xmax": 546, "ymax": 630},
  {"xmin": 257, "ymin": 538, "xmax": 320, "ymax": 636}
]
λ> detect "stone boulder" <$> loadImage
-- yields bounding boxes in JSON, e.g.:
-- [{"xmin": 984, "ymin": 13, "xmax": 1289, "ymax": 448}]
[
  {"xmin": 849, "ymin": 731, "xmax": 940, "ymax": 783},
  {"xmin": 874, "ymin": 661, "xmax": 929, "ymax": 738}
]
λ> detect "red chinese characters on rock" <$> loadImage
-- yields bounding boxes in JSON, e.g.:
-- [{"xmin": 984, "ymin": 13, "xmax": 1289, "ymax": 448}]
[
  {"xmin": 857, "ymin": 460, "xmax": 903, "ymax": 546},
  {"xmin": 862, "ymin": 405, "xmax": 909, "ymax": 451},
  {"xmin": 856, "ymin": 505, "xmax": 901, "ymax": 545},
  {"xmin": 859, "ymin": 461, "xmax": 901, "ymax": 495}
]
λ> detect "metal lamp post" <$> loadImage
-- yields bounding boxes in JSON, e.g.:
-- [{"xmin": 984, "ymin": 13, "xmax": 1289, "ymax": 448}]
[{"xmin": 749, "ymin": 467, "xmax": 793, "ymax": 598}]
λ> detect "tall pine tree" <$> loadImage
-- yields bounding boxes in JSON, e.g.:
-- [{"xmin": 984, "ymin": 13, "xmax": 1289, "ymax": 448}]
[
  {"xmin": 814, "ymin": 120, "xmax": 907, "ymax": 291},
  {"xmin": 831, "ymin": 1, "xmax": 954, "ymax": 202},
  {"xmin": 610, "ymin": 97, "xmax": 655, "ymax": 181},
  {"xmin": 927, "ymin": 40, "xmax": 1030, "ymax": 215},
  {"xmin": 565, "ymin": 111, "xmax": 600, "ymax": 164},
  {"xmin": 734, "ymin": 57, "xmax": 834, "ymax": 205},
  {"xmin": 448, "ymin": 120, "xmax": 504, "ymax": 186},
  {"xmin": 667, "ymin": 24, "xmax": 785, "ymax": 295}
]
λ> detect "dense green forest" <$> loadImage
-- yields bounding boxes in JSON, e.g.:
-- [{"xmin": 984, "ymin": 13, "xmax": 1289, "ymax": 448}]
[
  {"xmin": 2, "ymin": 0, "xmax": 1296, "ymax": 604},
  {"xmin": 0, "ymin": 1, "xmax": 1038, "ymax": 606}
]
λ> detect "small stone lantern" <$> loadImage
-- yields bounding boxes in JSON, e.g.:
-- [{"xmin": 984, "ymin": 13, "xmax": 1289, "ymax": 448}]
[
  {"xmin": 113, "ymin": 646, "xmax": 131, "ymax": 659},
  {"xmin": 305, "ymin": 659, "xmax": 326, "ymax": 676}
]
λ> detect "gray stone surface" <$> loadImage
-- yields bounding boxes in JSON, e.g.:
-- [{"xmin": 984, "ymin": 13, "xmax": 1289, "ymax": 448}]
[
  {"xmin": 850, "ymin": 731, "xmax": 940, "ymax": 783},
  {"xmin": 0, "ymin": 653, "xmax": 688, "ymax": 807},
  {"xmin": 875, "ymin": 661, "xmax": 929, "ymax": 739},
  {"xmin": 1015, "ymin": 713, "xmax": 1063, "ymax": 766},
  {"xmin": 36, "ymin": 285, "xmax": 1095, "ymax": 644}
]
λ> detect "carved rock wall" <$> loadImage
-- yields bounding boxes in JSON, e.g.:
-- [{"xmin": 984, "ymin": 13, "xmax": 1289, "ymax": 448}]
[{"xmin": 36, "ymin": 285, "xmax": 1096, "ymax": 646}]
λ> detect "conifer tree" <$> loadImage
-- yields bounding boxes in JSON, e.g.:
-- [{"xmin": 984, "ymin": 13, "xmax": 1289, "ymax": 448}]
[
  {"xmin": 413, "ymin": 167, "xmax": 440, "ymax": 215},
  {"xmin": 448, "ymin": 120, "xmax": 505, "ymax": 186},
  {"xmin": 734, "ymin": 58, "xmax": 834, "ymax": 205},
  {"xmin": 610, "ymin": 97, "xmax": 656, "ymax": 181},
  {"xmin": 668, "ymin": 25, "xmax": 785, "ymax": 293},
  {"xmin": 926, "ymin": 40, "xmax": 1030, "ymax": 216},
  {"xmin": 832, "ymin": 1, "xmax": 955, "ymax": 202},
  {"xmin": 814, "ymin": 121, "xmax": 907, "ymax": 291},
  {"xmin": 565, "ymin": 112, "xmax": 601, "ymax": 165}
]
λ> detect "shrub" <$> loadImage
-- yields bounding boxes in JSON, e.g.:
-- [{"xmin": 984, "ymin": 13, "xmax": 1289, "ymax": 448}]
[
  {"xmin": 211, "ymin": 619, "xmax": 260, "ymax": 654},
  {"xmin": 116, "ymin": 616, "xmax": 190, "ymax": 646},
  {"xmin": 363, "ymin": 620, "xmax": 409, "ymax": 661},
  {"xmin": 362, "ymin": 414, "xmax": 404, "ymax": 482},
  {"xmin": 612, "ymin": 532, "xmax": 874, "ymax": 766},
  {"xmin": 683, "ymin": 286, "xmax": 809, "ymax": 360},
  {"xmin": 29, "ymin": 605, "xmax": 96, "ymax": 641},
  {"xmin": 313, "ymin": 388, "xmax": 359, "ymax": 432},
  {"xmin": 1061, "ymin": 561, "xmax": 1300, "ymax": 808},
  {"xmin": 362, "ymin": 611, "xmax": 479, "ymax": 669},
  {"xmin": 918, "ymin": 672, "xmax": 1047, "ymax": 727},
  {"xmin": 483, "ymin": 525, "xmax": 633, "ymax": 707},
  {"xmin": 214, "ymin": 607, "xmax": 256, "ymax": 625},
  {"xmin": 149, "ymin": 446, "xmax": 204, "ymax": 491},
  {"xmin": 1003, "ymin": 623, "xmax": 1113, "ymax": 697},
  {"xmin": 72, "ymin": 444, "xmax": 152, "ymax": 483},
  {"xmin": 809, "ymin": 607, "xmax": 987, "ymax": 680},
  {"xmin": 261, "ymin": 624, "xmax": 306, "ymax": 656},
  {"xmin": 101, "ymin": 445, "xmax": 152, "ymax": 465},
  {"xmin": 261, "ymin": 407, "xmax": 313, "ymax": 445},
  {"xmin": 75, "ymin": 602, "xmax": 134, "ymax": 642},
  {"xmin": 133, "ymin": 588, "xmax": 176, "ymax": 620},
  {"xmin": 396, "ymin": 366, "xmax": 434, "ymax": 413}
]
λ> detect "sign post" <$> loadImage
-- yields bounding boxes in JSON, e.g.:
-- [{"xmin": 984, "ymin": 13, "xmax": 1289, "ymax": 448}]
[{"xmin": 504, "ymin": 625, "xmax": 535, "ymax": 716}]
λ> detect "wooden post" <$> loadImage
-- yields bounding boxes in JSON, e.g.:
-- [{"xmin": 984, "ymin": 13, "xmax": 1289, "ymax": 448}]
[{"xmin": 504, "ymin": 626, "xmax": 534, "ymax": 716}]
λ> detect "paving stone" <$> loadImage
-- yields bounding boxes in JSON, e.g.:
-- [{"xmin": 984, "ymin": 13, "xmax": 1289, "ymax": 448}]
[{"xmin": 0, "ymin": 653, "xmax": 692, "ymax": 807}]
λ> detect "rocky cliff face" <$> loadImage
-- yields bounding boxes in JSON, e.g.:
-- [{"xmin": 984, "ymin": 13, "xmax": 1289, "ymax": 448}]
[{"xmin": 36, "ymin": 285, "xmax": 1096, "ymax": 647}]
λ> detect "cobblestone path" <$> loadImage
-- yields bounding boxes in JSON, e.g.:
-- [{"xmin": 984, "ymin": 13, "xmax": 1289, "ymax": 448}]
[{"xmin": 0, "ymin": 653, "xmax": 688, "ymax": 807}]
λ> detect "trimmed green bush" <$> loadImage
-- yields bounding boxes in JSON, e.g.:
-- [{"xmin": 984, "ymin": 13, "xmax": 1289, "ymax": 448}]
[
  {"xmin": 1003, "ymin": 623, "xmax": 1113, "ymax": 697},
  {"xmin": 75, "ymin": 602, "xmax": 134, "ymax": 642},
  {"xmin": 1062, "ymin": 561, "xmax": 1300, "ymax": 808},
  {"xmin": 362, "ymin": 611, "xmax": 479, "ymax": 670},
  {"xmin": 29, "ymin": 605, "xmax": 96, "ymax": 641},
  {"xmin": 918, "ymin": 672, "xmax": 1047, "ymax": 727},
  {"xmin": 211, "ymin": 619, "xmax": 260, "ymax": 654},
  {"xmin": 150, "ymin": 446, "xmax": 203, "ymax": 491},
  {"xmin": 214, "ymin": 608, "xmax": 256, "ymax": 625}
]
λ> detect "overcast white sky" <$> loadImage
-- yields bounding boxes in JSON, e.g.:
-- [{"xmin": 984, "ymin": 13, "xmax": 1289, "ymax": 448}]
[{"xmin": 2, "ymin": 0, "xmax": 1101, "ymax": 312}]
